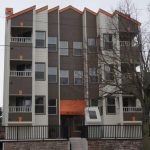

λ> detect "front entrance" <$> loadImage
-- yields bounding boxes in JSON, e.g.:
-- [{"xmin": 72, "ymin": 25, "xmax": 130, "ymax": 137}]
[{"xmin": 61, "ymin": 115, "xmax": 84, "ymax": 137}]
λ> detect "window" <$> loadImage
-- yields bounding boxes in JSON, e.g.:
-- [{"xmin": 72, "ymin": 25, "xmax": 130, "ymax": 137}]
[
  {"xmin": 48, "ymin": 99, "xmax": 57, "ymax": 115},
  {"xmin": 16, "ymin": 97, "xmax": 32, "ymax": 107},
  {"xmin": 90, "ymin": 99, "xmax": 98, "ymax": 106},
  {"xmin": 106, "ymin": 97, "xmax": 116, "ymax": 114},
  {"xmin": 36, "ymin": 31, "xmax": 46, "ymax": 48},
  {"xmin": 104, "ymin": 64, "xmax": 114, "ymax": 81},
  {"xmin": 35, "ymin": 63, "xmax": 45, "ymax": 81},
  {"xmin": 48, "ymin": 37, "xmax": 57, "ymax": 52},
  {"xmin": 103, "ymin": 34, "xmax": 113, "ymax": 50},
  {"xmin": 88, "ymin": 110, "xmax": 97, "ymax": 119},
  {"xmin": 73, "ymin": 42, "xmax": 82, "ymax": 56},
  {"xmin": 74, "ymin": 70, "xmax": 83, "ymax": 85},
  {"xmin": 60, "ymin": 41, "xmax": 68, "ymax": 56},
  {"xmin": 35, "ymin": 96, "xmax": 45, "ymax": 114},
  {"xmin": 88, "ymin": 38, "xmax": 96, "ymax": 53},
  {"xmin": 48, "ymin": 67, "xmax": 57, "ymax": 83},
  {"xmin": 60, "ymin": 70, "xmax": 69, "ymax": 85},
  {"xmin": 88, "ymin": 38, "xmax": 95, "ymax": 46},
  {"xmin": 89, "ymin": 67, "xmax": 98, "ymax": 83}
]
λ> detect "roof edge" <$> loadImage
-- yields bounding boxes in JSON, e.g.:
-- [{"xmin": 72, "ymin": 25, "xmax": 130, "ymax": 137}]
[
  {"xmin": 59, "ymin": 5, "xmax": 82, "ymax": 14},
  {"xmin": 36, "ymin": 5, "xmax": 48, "ymax": 13},
  {"xmin": 48, "ymin": 6, "xmax": 59, "ymax": 13},
  {"xmin": 83, "ymin": 7, "xmax": 97, "ymax": 15},
  {"xmin": 113, "ymin": 10, "xmax": 141, "ymax": 26},
  {"xmin": 7, "ymin": 5, "xmax": 36, "ymax": 20},
  {"xmin": 98, "ymin": 9, "xmax": 112, "ymax": 17}
]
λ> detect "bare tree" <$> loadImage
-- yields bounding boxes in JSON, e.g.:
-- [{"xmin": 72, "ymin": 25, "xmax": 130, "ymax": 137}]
[{"xmin": 96, "ymin": 0, "xmax": 150, "ymax": 149}]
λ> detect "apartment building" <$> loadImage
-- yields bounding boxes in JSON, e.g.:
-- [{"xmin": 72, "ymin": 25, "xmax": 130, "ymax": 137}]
[{"xmin": 3, "ymin": 5, "xmax": 142, "ymax": 137}]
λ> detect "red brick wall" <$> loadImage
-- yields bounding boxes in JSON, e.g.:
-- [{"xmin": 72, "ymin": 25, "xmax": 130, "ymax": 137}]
[
  {"xmin": 88, "ymin": 140, "xmax": 143, "ymax": 150},
  {"xmin": 4, "ymin": 140, "xmax": 69, "ymax": 150}
]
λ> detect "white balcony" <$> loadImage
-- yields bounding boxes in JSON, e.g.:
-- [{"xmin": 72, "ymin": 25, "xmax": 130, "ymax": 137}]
[
  {"xmin": 120, "ymin": 41, "xmax": 131, "ymax": 47},
  {"xmin": 123, "ymin": 107, "xmax": 142, "ymax": 113},
  {"xmin": 11, "ymin": 37, "xmax": 32, "ymax": 43},
  {"xmin": 10, "ymin": 71, "xmax": 32, "ymax": 77},
  {"xmin": 9, "ymin": 106, "xmax": 32, "ymax": 113}
]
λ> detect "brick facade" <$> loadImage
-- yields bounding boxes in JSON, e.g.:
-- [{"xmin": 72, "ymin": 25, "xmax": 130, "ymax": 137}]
[
  {"xmin": 4, "ymin": 140, "xmax": 69, "ymax": 150},
  {"xmin": 88, "ymin": 140, "xmax": 143, "ymax": 150}
]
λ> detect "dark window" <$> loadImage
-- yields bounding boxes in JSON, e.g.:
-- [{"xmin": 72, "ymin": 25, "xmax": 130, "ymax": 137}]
[
  {"xmin": 104, "ymin": 64, "xmax": 114, "ymax": 81},
  {"xmin": 73, "ymin": 42, "xmax": 82, "ymax": 56},
  {"xmin": 74, "ymin": 71, "xmax": 83, "ymax": 85},
  {"xmin": 88, "ymin": 111, "xmax": 97, "ymax": 119},
  {"xmin": 90, "ymin": 99, "xmax": 98, "ymax": 106},
  {"xmin": 48, "ymin": 99, "xmax": 57, "ymax": 115},
  {"xmin": 48, "ymin": 67, "xmax": 57, "ymax": 83},
  {"xmin": 88, "ymin": 38, "xmax": 97, "ymax": 53},
  {"xmin": 35, "ymin": 96, "xmax": 45, "ymax": 114},
  {"xmin": 60, "ymin": 70, "xmax": 69, "ymax": 85},
  {"xmin": 103, "ymin": 34, "xmax": 113, "ymax": 50},
  {"xmin": 36, "ymin": 31, "xmax": 46, "ymax": 48},
  {"xmin": 60, "ymin": 41, "xmax": 68, "ymax": 56},
  {"xmin": 89, "ymin": 68, "xmax": 98, "ymax": 83},
  {"xmin": 35, "ymin": 63, "xmax": 45, "ymax": 81},
  {"xmin": 48, "ymin": 37, "xmax": 57, "ymax": 52},
  {"xmin": 106, "ymin": 97, "xmax": 116, "ymax": 114}
]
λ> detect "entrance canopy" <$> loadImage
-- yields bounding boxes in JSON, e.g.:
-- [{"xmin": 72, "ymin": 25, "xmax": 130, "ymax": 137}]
[{"xmin": 60, "ymin": 100, "xmax": 86, "ymax": 115}]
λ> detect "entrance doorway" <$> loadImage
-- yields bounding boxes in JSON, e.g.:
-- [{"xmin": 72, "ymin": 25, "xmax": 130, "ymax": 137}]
[{"xmin": 61, "ymin": 115, "xmax": 84, "ymax": 137}]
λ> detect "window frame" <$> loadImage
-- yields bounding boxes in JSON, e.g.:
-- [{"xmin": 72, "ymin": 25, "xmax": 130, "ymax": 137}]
[
  {"xmin": 60, "ymin": 70, "xmax": 69, "ymax": 85},
  {"xmin": 48, "ymin": 37, "xmax": 57, "ymax": 52},
  {"xmin": 60, "ymin": 41, "xmax": 69, "ymax": 56},
  {"xmin": 106, "ymin": 97, "xmax": 116, "ymax": 115},
  {"xmin": 104, "ymin": 64, "xmax": 114, "ymax": 81},
  {"xmin": 89, "ymin": 67, "xmax": 98, "ymax": 83},
  {"xmin": 74, "ymin": 70, "xmax": 83, "ymax": 85},
  {"xmin": 35, "ymin": 62, "xmax": 45, "ymax": 81},
  {"xmin": 35, "ymin": 96, "xmax": 45, "ymax": 115},
  {"xmin": 103, "ymin": 34, "xmax": 113, "ymax": 50},
  {"xmin": 48, "ymin": 98, "xmax": 57, "ymax": 115},
  {"xmin": 73, "ymin": 41, "xmax": 83, "ymax": 56},
  {"xmin": 35, "ymin": 31, "xmax": 46, "ymax": 48},
  {"xmin": 87, "ymin": 38, "xmax": 97, "ymax": 53},
  {"xmin": 48, "ymin": 67, "xmax": 57, "ymax": 83}
]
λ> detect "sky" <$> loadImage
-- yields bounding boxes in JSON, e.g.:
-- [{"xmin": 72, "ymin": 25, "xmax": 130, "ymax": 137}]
[{"xmin": 0, "ymin": 0, "xmax": 149, "ymax": 107}]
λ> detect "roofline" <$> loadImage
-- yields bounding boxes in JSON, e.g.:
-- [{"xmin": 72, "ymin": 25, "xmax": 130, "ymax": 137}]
[
  {"xmin": 83, "ymin": 7, "xmax": 97, "ymax": 15},
  {"xmin": 48, "ymin": 6, "xmax": 59, "ymax": 13},
  {"xmin": 113, "ymin": 10, "xmax": 141, "ymax": 26},
  {"xmin": 6, "ymin": 5, "xmax": 141, "ymax": 26},
  {"xmin": 98, "ymin": 9, "xmax": 112, "ymax": 17},
  {"xmin": 7, "ymin": 5, "xmax": 36, "ymax": 20},
  {"xmin": 36, "ymin": 5, "xmax": 48, "ymax": 13},
  {"xmin": 59, "ymin": 5, "xmax": 82, "ymax": 14}
]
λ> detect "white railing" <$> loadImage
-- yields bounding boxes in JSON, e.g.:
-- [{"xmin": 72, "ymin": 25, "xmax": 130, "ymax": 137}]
[
  {"xmin": 11, "ymin": 37, "xmax": 32, "ymax": 43},
  {"xmin": 9, "ymin": 106, "xmax": 32, "ymax": 113},
  {"xmin": 120, "ymin": 41, "xmax": 131, "ymax": 47},
  {"xmin": 10, "ymin": 71, "xmax": 32, "ymax": 77},
  {"xmin": 123, "ymin": 107, "xmax": 142, "ymax": 112}
]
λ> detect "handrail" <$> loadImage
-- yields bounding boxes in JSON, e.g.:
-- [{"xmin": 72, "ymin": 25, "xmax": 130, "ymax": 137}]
[
  {"xmin": 10, "ymin": 71, "xmax": 32, "ymax": 77},
  {"xmin": 11, "ymin": 37, "xmax": 32, "ymax": 43},
  {"xmin": 9, "ymin": 106, "xmax": 32, "ymax": 112},
  {"xmin": 123, "ymin": 107, "xmax": 142, "ymax": 112}
]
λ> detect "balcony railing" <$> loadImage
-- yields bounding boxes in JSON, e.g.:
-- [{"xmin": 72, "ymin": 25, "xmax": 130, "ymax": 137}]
[
  {"xmin": 0, "ymin": 125, "xmax": 143, "ymax": 140},
  {"xmin": 9, "ymin": 106, "xmax": 32, "ymax": 113},
  {"xmin": 11, "ymin": 37, "xmax": 32, "ymax": 43},
  {"xmin": 120, "ymin": 41, "xmax": 131, "ymax": 47},
  {"xmin": 123, "ymin": 107, "xmax": 142, "ymax": 113},
  {"xmin": 10, "ymin": 71, "xmax": 32, "ymax": 77}
]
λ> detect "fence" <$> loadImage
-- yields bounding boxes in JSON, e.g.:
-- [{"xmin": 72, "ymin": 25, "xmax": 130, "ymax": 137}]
[{"xmin": 0, "ymin": 125, "xmax": 144, "ymax": 141}]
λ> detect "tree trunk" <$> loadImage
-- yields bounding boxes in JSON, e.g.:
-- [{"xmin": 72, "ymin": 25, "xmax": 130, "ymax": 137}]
[{"xmin": 142, "ymin": 106, "xmax": 150, "ymax": 150}]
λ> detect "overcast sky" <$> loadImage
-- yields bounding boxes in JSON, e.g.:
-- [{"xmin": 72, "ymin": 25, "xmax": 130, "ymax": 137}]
[{"xmin": 0, "ymin": 0, "xmax": 149, "ymax": 107}]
